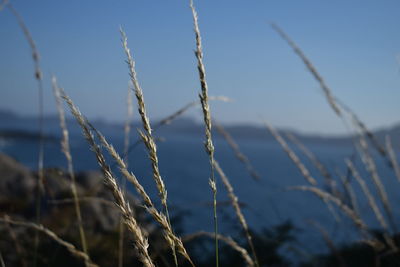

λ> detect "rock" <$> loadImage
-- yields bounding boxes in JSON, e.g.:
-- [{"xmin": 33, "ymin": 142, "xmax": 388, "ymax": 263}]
[
  {"xmin": 0, "ymin": 152, "xmax": 142, "ymax": 231},
  {"xmin": 0, "ymin": 152, "xmax": 177, "ymax": 266},
  {"xmin": 0, "ymin": 153, "xmax": 36, "ymax": 214}
]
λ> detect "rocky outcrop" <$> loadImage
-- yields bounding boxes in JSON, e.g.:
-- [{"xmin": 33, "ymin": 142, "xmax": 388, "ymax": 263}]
[
  {"xmin": 0, "ymin": 153, "xmax": 36, "ymax": 214},
  {"xmin": 0, "ymin": 153, "xmax": 168, "ymax": 267},
  {"xmin": 0, "ymin": 153, "xmax": 147, "ymax": 232}
]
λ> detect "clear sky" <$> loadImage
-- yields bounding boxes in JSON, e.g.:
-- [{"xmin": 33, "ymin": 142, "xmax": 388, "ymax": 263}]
[{"xmin": 0, "ymin": 0, "xmax": 399, "ymax": 135}]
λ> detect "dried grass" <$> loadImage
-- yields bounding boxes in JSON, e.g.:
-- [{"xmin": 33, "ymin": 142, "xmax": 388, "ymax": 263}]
[
  {"xmin": 52, "ymin": 76, "xmax": 88, "ymax": 255},
  {"xmin": 120, "ymin": 27, "xmax": 180, "ymax": 265},
  {"xmin": 183, "ymin": 231, "xmax": 254, "ymax": 267},
  {"xmin": 385, "ymin": 135, "xmax": 400, "ymax": 183},
  {"xmin": 345, "ymin": 159, "xmax": 389, "ymax": 232},
  {"xmin": 6, "ymin": 4, "xmax": 45, "ymax": 263},
  {"xmin": 48, "ymin": 197, "xmax": 115, "ymax": 207},
  {"xmin": 89, "ymin": 125, "xmax": 194, "ymax": 266},
  {"xmin": 61, "ymin": 90, "xmax": 155, "ymax": 267},
  {"xmin": 285, "ymin": 133, "xmax": 333, "ymax": 188},
  {"xmin": 123, "ymin": 84, "xmax": 134, "ymax": 163},
  {"xmin": 284, "ymin": 132, "xmax": 341, "ymax": 221},
  {"xmin": 272, "ymin": 22, "xmax": 395, "ymax": 177},
  {"xmin": 264, "ymin": 121, "xmax": 317, "ymax": 185},
  {"xmin": 335, "ymin": 168, "xmax": 359, "ymax": 216},
  {"xmin": 190, "ymin": 0, "xmax": 219, "ymax": 265},
  {"xmin": 2, "ymin": 4, "xmax": 399, "ymax": 266},
  {"xmin": 124, "ymin": 96, "xmax": 231, "ymax": 158},
  {"xmin": 289, "ymin": 186, "xmax": 367, "ymax": 231},
  {"xmin": 357, "ymin": 134, "xmax": 396, "ymax": 232},
  {"xmin": 120, "ymin": 28, "xmax": 168, "ymax": 207},
  {"xmin": 0, "ymin": 0, "xmax": 9, "ymax": 10},
  {"xmin": 270, "ymin": 23, "xmax": 341, "ymax": 116},
  {"xmin": 3, "ymin": 215, "xmax": 27, "ymax": 267},
  {"xmin": 308, "ymin": 220, "xmax": 346, "ymax": 267},
  {"xmin": 338, "ymin": 100, "xmax": 392, "ymax": 168},
  {"xmin": 0, "ymin": 216, "xmax": 98, "ymax": 267},
  {"xmin": 271, "ymin": 22, "xmax": 400, "ymax": 249},
  {"xmin": 215, "ymin": 121, "xmax": 261, "ymax": 180},
  {"xmin": 119, "ymin": 83, "xmax": 134, "ymax": 267},
  {"xmin": 214, "ymin": 160, "xmax": 259, "ymax": 266}
]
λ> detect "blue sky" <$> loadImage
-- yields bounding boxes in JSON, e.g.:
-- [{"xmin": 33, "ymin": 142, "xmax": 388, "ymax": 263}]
[{"xmin": 0, "ymin": 0, "xmax": 399, "ymax": 134}]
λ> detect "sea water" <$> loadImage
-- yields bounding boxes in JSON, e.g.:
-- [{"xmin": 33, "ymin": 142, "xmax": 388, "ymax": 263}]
[{"xmin": 1, "ymin": 126, "xmax": 399, "ymax": 259}]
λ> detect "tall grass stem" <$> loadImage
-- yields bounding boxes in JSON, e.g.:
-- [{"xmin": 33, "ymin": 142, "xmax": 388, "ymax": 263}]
[
  {"xmin": 52, "ymin": 76, "xmax": 88, "ymax": 256},
  {"xmin": 190, "ymin": 0, "xmax": 219, "ymax": 265}
]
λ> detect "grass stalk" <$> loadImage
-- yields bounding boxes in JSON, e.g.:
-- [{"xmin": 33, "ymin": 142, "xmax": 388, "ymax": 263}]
[
  {"xmin": 308, "ymin": 220, "xmax": 346, "ymax": 267},
  {"xmin": 189, "ymin": 1, "xmax": 219, "ymax": 265},
  {"xmin": 0, "ymin": 216, "xmax": 98, "ymax": 267},
  {"xmin": 285, "ymin": 133, "xmax": 334, "ymax": 188},
  {"xmin": 346, "ymin": 156, "xmax": 397, "ymax": 251},
  {"xmin": 118, "ymin": 84, "xmax": 134, "ymax": 267},
  {"xmin": 288, "ymin": 186, "xmax": 367, "ymax": 232},
  {"xmin": 338, "ymin": 100, "xmax": 393, "ymax": 169},
  {"xmin": 357, "ymin": 134, "xmax": 396, "ymax": 232},
  {"xmin": 0, "ymin": 0, "xmax": 7, "ymax": 10},
  {"xmin": 214, "ymin": 121, "xmax": 261, "ymax": 180},
  {"xmin": 347, "ymin": 157, "xmax": 398, "ymax": 251},
  {"xmin": 52, "ymin": 76, "xmax": 88, "ymax": 256},
  {"xmin": 3, "ymin": 215, "xmax": 27, "ymax": 267},
  {"xmin": 120, "ymin": 27, "xmax": 178, "ymax": 266},
  {"xmin": 155, "ymin": 96, "xmax": 229, "ymax": 129},
  {"xmin": 120, "ymin": 28, "xmax": 169, "ymax": 208},
  {"xmin": 335, "ymin": 168, "xmax": 359, "ymax": 216},
  {"xmin": 385, "ymin": 135, "xmax": 400, "ymax": 183},
  {"xmin": 264, "ymin": 121, "xmax": 317, "ymax": 185},
  {"xmin": 123, "ymin": 84, "xmax": 134, "ymax": 163},
  {"xmin": 61, "ymin": 90, "xmax": 155, "ymax": 267},
  {"xmin": 183, "ymin": 231, "xmax": 254, "ymax": 267},
  {"xmin": 214, "ymin": 160, "xmax": 259, "ymax": 267},
  {"xmin": 49, "ymin": 197, "xmax": 115, "ymax": 207},
  {"xmin": 88, "ymin": 124, "xmax": 194, "ymax": 266},
  {"xmin": 271, "ymin": 24, "xmax": 396, "ymax": 234},
  {"xmin": 124, "ymin": 96, "xmax": 230, "ymax": 158},
  {"xmin": 284, "ymin": 132, "xmax": 341, "ymax": 221},
  {"xmin": 271, "ymin": 23, "xmax": 395, "ymax": 175},
  {"xmin": 6, "ymin": 4, "xmax": 45, "ymax": 265},
  {"xmin": 345, "ymin": 159, "xmax": 389, "ymax": 232},
  {"xmin": 91, "ymin": 127, "xmax": 154, "ymax": 207},
  {"xmin": 270, "ymin": 23, "xmax": 341, "ymax": 116}
]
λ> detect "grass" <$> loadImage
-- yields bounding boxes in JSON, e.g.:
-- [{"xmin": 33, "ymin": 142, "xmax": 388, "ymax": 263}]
[
  {"xmin": 52, "ymin": 76, "xmax": 88, "ymax": 256},
  {"xmin": 120, "ymin": 26, "xmax": 180, "ymax": 266},
  {"xmin": 1, "ymin": 216, "xmax": 97, "ymax": 267},
  {"xmin": 1, "ymin": 1, "xmax": 400, "ymax": 266},
  {"xmin": 189, "ymin": 1, "xmax": 219, "ymax": 266},
  {"xmin": 5, "ymin": 3, "xmax": 46, "ymax": 265},
  {"xmin": 61, "ymin": 89, "xmax": 155, "ymax": 267}
]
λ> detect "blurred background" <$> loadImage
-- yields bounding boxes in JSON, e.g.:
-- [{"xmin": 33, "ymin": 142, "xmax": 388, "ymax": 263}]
[
  {"xmin": 1, "ymin": 0, "xmax": 399, "ymax": 134},
  {"xmin": 1, "ymin": 1, "xmax": 400, "ymax": 266}
]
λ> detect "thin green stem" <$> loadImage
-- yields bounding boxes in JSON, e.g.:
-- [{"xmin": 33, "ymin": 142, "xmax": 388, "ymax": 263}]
[{"xmin": 189, "ymin": 1, "xmax": 219, "ymax": 265}]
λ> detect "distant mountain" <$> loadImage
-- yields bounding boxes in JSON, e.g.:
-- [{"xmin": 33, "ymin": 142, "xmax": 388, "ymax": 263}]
[
  {"xmin": 0, "ymin": 109, "xmax": 399, "ymax": 148},
  {"xmin": 0, "ymin": 109, "xmax": 19, "ymax": 120},
  {"xmin": 0, "ymin": 129, "xmax": 58, "ymax": 142}
]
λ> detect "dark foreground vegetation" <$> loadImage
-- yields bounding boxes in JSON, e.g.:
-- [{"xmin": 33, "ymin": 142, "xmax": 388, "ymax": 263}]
[
  {"xmin": 0, "ymin": 153, "xmax": 292, "ymax": 266},
  {"xmin": 2, "ymin": 153, "xmax": 400, "ymax": 266},
  {"xmin": 1, "ymin": 1, "xmax": 400, "ymax": 267}
]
